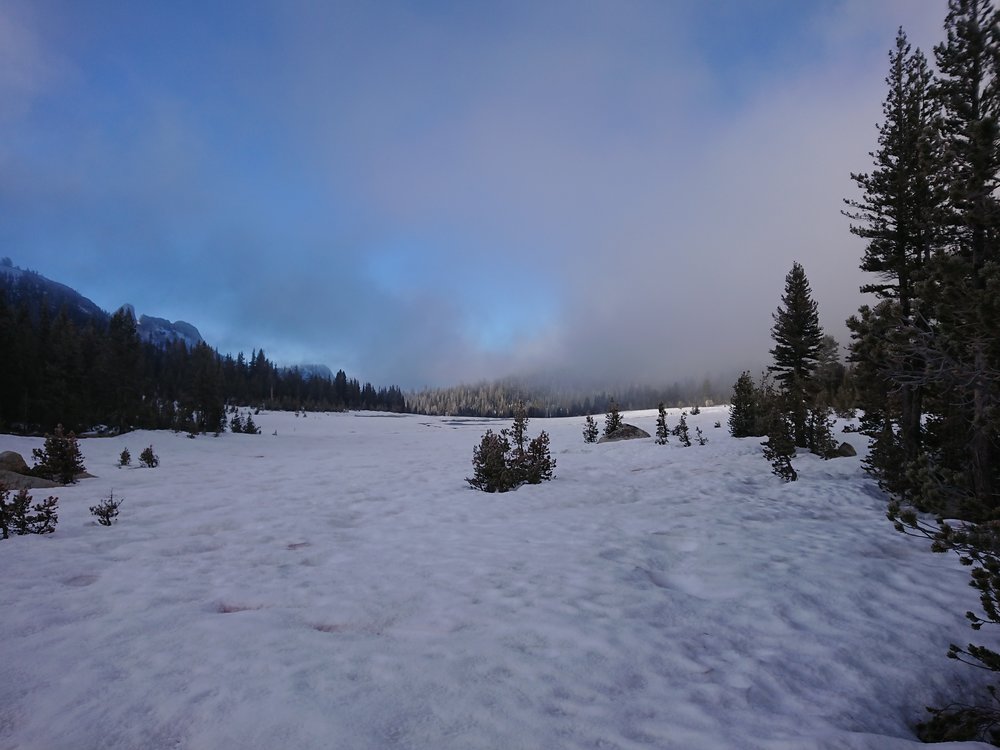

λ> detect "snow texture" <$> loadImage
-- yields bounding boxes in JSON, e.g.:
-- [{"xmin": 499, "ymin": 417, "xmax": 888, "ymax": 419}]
[{"xmin": 0, "ymin": 407, "xmax": 994, "ymax": 749}]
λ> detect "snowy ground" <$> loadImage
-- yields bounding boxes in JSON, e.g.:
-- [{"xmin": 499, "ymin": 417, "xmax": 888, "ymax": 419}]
[{"xmin": 0, "ymin": 407, "xmax": 994, "ymax": 749}]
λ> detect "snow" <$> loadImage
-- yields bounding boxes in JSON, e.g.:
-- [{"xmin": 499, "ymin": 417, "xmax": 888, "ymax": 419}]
[{"xmin": 0, "ymin": 407, "xmax": 993, "ymax": 749}]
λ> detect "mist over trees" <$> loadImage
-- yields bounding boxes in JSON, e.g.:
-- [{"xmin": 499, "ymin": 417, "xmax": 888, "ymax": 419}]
[{"xmin": 406, "ymin": 376, "xmax": 732, "ymax": 419}]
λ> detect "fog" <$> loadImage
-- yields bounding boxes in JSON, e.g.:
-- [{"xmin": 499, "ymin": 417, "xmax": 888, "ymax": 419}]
[{"xmin": 0, "ymin": 1, "xmax": 945, "ymax": 388}]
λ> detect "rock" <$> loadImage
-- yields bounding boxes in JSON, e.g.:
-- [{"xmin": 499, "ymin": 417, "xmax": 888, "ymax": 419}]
[
  {"xmin": 0, "ymin": 469, "xmax": 61, "ymax": 490},
  {"xmin": 0, "ymin": 451, "xmax": 30, "ymax": 475},
  {"xmin": 598, "ymin": 424, "xmax": 652, "ymax": 443},
  {"xmin": 833, "ymin": 441, "xmax": 857, "ymax": 458}
]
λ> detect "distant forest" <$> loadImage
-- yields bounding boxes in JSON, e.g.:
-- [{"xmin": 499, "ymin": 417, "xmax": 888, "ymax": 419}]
[
  {"xmin": 410, "ymin": 376, "xmax": 750, "ymax": 419},
  {"xmin": 0, "ymin": 276, "xmax": 406, "ymax": 435}
]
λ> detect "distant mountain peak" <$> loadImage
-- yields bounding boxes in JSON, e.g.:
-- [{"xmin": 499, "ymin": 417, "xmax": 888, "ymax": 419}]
[{"xmin": 136, "ymin": 314, "xmax": 204, "ymax": 349}]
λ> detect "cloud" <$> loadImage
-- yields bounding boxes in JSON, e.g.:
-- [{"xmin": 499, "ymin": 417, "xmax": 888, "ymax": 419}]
[{"xmin": 0, "ymin": 1, "xmax": 954, "ymax": 389}]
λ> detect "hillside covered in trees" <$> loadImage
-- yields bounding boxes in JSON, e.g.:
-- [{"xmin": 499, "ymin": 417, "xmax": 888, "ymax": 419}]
[{"xmin": 0, "ymin": 271, "xmax": 406, "ymax": 435}]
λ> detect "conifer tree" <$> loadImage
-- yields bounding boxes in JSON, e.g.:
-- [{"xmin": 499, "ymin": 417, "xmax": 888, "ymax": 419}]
[
  {"xmin": 728, "ymin": 371, "xmax": 759, "ymax": 438},
  {"xmin": 769, "ymin": 262, "xmax": 824, "ymax": 447},
  {"xmin": 583, "ymin": 415, "xmax": 598, "ymax": 443},
  {"xmin": 655, "ymin": 403, "xmax": 669, "ymax": 445},
  {"xmin": 672, "ymin": 412, "xmax": 691, "ymax": 447},
  {"xmin": 604, "ymin": 399, "xmax": 623, "ymax": 437}
]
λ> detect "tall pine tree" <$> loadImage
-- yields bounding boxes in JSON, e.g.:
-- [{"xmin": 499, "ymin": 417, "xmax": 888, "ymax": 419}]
[{"xmin": 768, "ymin": 262, "xmax": 824, "ymax": 447}]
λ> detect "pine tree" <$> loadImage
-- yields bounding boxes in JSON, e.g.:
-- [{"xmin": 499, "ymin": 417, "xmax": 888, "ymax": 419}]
[
  {"xmin": 762, "ymin": 408, "xmax": 797, "ymax": 482},
  {"xmin": 31, "ymin": 425, "xmax": 86, "ymax": 484},
  {"xmin": 604, "ymin": 399, "xmax": 623, "ymax": 437},
  {"xmin": 844, "ymin": 27, "xmax": 942, "ymax": 479},
  {"xmin": 582, "ymin": 415, "xmax": 598, "ymax": 443},
  {"xmin": 655, "ymin": 403, "xmax": 669, "ymax": 445},
  {"xmin": 769, "ymin": 263, "xmax": 824, "ymax": 447},
  {"xmin": 671, "ymin": 412, "xmax": 691, "ymax": 447},
  {"xmin": 728, "ymin": 371, "xmax": 759, "ymax": 438}
]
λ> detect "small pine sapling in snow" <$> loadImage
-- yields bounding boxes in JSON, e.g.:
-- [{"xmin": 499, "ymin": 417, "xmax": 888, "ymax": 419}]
[
  {"xmin": 139, "ymin": 445, "xmax": 159, "ymax": 468},
  {"xmin": 90, "ymin": 490, "xmax": 123, "ymax": 526},
  {"xmin": 672, "ymin": 413, "xmax": 692, "ymax": 447},
  {"xmin": 655, "ymin": 403, "xmax": 669, "ymax": 445},
  {"xmin": 31, "ymin": 424, "xmax": 86, "ymax": 484},
  {"xmin": 714, "ymin": 421, "xmax": 722, "ymax": 429},
  {"xmin": 524, "ymin": 432, "xmax": 556, "ymax": 484},
  {"xmin": 243, "ymin": 414, "xmax": 260, "ymax": 434},
  {"xmin": 604, "ymin": 400, "xmax": 623, "ymax": 437},
  {"xmin": 691, "ymin": 405, "xmax": 701, "ymax": 415},
  {"xmin": 0, "ymin": 484, "xmax": 58, "ymax": 539},
  {"xmin": 230, "ymin": 412, "xmax": 244, "ymax": 433},
  {"xmin": 695, "ymin": 426, "xmax": 708, "ymax": 446},
  {"xmin": 805, "ymin": 404, "xmax": 838, "ymax": 459},
  {"xmin": 583, "ymin": 415, "xmax": 598, "ymax": 443},
  {"xmin": 118, "ymin": 447, "xmax": 131, "ymax": 467},
  {"xmin": 762, "ymin": 411, "xmax": 797, "ymax": 482},
  {"xmin": 467, "ymin": 429, "xmax": 513, "ymax": 493}
]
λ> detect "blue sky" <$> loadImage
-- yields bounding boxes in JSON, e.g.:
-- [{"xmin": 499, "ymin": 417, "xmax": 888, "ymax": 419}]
[{"xmin": 0, "ymin": 0, "xmax": 944, "ymax": 388}]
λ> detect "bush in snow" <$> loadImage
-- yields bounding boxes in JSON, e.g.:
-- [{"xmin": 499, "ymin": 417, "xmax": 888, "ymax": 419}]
[
  {"xmin": 118, "ymin": 448, "xmax": 131, "ymax": 467},
  {"xmin": 468, "ymin": 403, "xmax": 555, "ymax": 493},
  {"xmin": 90, "ymin": 490, "xmax": 123, "ymax": 526},
  {"xmin": 695, "ymin": 426, "xmax": 708, "ymax": 446},
  {"xmin": 582, "ymin": 415, "xmax": 598, "ymax": 444},
  {"xmin": 31, "ymin": 425, "xmax": 86, "ymax": 484},
  {"xmin": 0, "ymin": 484, "xmax": 59, "ymax": 539},
  {"xmin": 230, "ymin": 412, "xmax": 244, "ymax": 433},
  {"xmin": 139, "ymin": 445, "xmax": 159, "ymax": 468}
]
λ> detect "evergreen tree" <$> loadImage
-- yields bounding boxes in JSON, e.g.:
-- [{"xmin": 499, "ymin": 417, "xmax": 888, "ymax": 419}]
[
  {"xmin": 604, "ymin": 399, "xmax": 623, "ymax": 437},
  {"xmin": 728, "ymin": 371, "xmax": 759, "ymax": 438},
  {"xmin": 671, "ymin": 412, "xmax": 691, "ymax": 447},
  {"xmin": 31, "ymin": 425, "xmax": 86, "ymax": 484},
  {"xmin": 655, "ymin": 403, "xmax": 669, "ymax": 445},
  {"xmin": 844, "ymin": 27, "xmax": 942, "ymax": 481},
  {"xmin": 769, "ymin": 262, "xmax": 824, "ymax": 447},
  {"xmin": 583, "ymin": 415, "xmax": 598, "ymax": 443},
  {"xmin": 762, "ymin": 407, "xmax": 797, "ymax": 482}
]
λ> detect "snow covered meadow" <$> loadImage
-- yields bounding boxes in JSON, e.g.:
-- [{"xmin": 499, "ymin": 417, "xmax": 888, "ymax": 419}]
[{"xmin": 0, "ymin": 407, "xmax": 994, "ymax": 749}]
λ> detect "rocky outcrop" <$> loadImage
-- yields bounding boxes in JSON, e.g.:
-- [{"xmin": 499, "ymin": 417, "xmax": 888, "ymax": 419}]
[
  {"xmin": 0, "ymin": 469, "xmax": 61, "ymax": 490},
  {"xmin": 832, "ymin": 442, "xmax": 857, "ymax": 458},
  {"xmin": 0, "ymin": 450, "xmax": 30, "ymax": 475},
  {"xmin": 598, "ymin": 424, "xmax": 652, "ymax": 443}
]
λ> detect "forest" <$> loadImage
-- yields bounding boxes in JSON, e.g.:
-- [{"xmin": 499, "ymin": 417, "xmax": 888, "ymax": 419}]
[{"xmin": 0, "ymin": 281, "xmax": 406, "ymax": 435}]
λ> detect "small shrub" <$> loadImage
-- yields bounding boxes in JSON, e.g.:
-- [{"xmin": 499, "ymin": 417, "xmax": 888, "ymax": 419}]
[
  {"xmin": 90, "ymin": 490, "xmax": 124, "ymax": 526},
  {"xmin": 139, "ymin": 445, "xmax": 159, "ymax": 468},
  {"xmin": 0, "ymin": 484, "xmax": 59, "ymax": 539},
  {"xmin": 243, "ymin": 414, "xmax": 260, "ymax": 434},
  {"xmin": 655, "ymin": 403, "xmax": 669, "ymax": 445},
  {"xmin": 118, "ymin": 448, "xmax": 131, "ymax": 467},
  {"xmin": 695, "ymin": 426, "xmax": 708, "ymax": 446},
  {"xmin": 583, "ymin": 415, "xmax": 598, "ymax": 443},
  {"xmin": 714, "ymin": 421, "xmax": 721, "ymax": 429},
  {"xmin": 230, "ymin": 412, "xmax": 244, "ymax": 433},
  {"xmin": 690, "ymin": 405, "xmax": 701, "ymax": 415},
  {"xmin": 31, "ymin": 424, "xmax": 86, "ymax": 484}
]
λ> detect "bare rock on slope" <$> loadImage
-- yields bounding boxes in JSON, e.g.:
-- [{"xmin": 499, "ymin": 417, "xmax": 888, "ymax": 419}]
[{"xmin": 0, "ymin": 469, "xmax": 61, "ymax": 490}]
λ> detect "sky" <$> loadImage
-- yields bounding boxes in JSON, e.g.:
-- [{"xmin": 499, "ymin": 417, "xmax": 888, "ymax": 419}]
[{"xmin": 0, "ymin": 0, "xmax": 946, "ymax": 389}]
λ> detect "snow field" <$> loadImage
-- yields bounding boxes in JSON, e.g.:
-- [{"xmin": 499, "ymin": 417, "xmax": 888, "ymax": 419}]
[{"xmin": 0, "ymin": 407, "xmax": 994, "ymax": 749}]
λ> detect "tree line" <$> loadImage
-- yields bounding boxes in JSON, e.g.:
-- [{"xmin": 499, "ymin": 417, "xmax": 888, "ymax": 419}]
[{"xmin": 0, "ymin": 291, "xmax": 406, "ymax": 435}]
